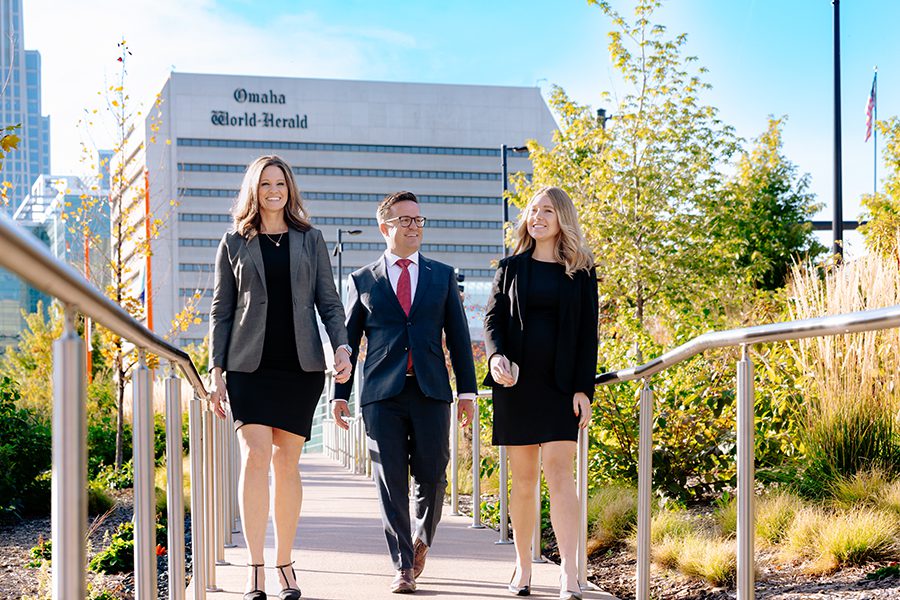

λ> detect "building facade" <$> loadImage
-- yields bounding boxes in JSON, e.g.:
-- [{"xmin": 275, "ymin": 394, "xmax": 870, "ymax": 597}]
[{"xmin": 120, "ymin": 73, "xmax": 556, "ymax": 347}]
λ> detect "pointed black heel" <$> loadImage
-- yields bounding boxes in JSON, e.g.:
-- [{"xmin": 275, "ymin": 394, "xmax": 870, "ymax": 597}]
[{"xmin": 507, "ymin": 566, "xmax": 531, "ymax": 596}]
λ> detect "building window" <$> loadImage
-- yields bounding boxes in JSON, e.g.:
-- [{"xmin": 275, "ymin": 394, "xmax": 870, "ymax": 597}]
[
  {"xmin": 178, "ymin": 188, "xmax": 503, "ymax": 206},
  {"xmin": 179, "ymin": 263, "xmax": 215, "ymax": 272},
  {"xmin": 178, "ymin": 163, "xmax": 501, "ymax": 182},
  {"xmin": 178, "ymin": 238, "xmax": 219, "ymax": 247},
  {"xmin": 179, "ymin": 213, "xmax": 232, "ymax": 223}
]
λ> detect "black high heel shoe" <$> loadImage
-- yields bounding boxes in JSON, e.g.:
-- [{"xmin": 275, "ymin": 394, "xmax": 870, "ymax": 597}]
[
  {"xmin": 275, "ymin": 561, "xmax": 302, "ymax": 599},
  {"xmin": 244, "ymin": 563, "xmax": 266, "ymax": 600},
  {"xmin": 507, "ymin": 566, "xmax": 531, "ymax": 596}
]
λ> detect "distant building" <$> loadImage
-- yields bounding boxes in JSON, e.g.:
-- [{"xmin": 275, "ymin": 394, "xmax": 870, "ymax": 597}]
[{"xmin": 114, "ymin": 73, "xmax": 555, "ymax": 347}]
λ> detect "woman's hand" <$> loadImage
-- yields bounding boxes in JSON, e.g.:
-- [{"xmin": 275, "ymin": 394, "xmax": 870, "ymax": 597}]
[
  {"xmin": 209, "ymin": 369, "xmax": 228, "ymax": 419},
  {"xmin": 573, "ymin": 392, "xmax": 591, "ymax": 429},
  {"xmin": 490, "ymin": 354, "xmax": 515, "ymax": 387},
  {"xmin": 334, "ymin": 346, "xmax": 352, "ymax": 384}
]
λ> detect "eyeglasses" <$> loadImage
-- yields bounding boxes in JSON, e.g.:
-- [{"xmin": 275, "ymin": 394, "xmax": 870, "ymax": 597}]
[{"xmin": 384, "ymin": 216, "xmax": 427, "ymax": 228}]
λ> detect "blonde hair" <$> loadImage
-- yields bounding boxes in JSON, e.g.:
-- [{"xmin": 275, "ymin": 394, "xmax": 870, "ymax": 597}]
[
  {"xmin": 512, "ymin": 186, "xmax": 594, "ymax": 276},
  {"xmin": 232, "ymin": 155, "xmax": 311, "ymax": 238}
]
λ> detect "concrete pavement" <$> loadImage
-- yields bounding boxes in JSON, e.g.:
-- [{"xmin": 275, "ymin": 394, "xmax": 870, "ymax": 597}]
[{"xmin": 187, "ymin": 453, "xmax": 616, "ymax": 600}]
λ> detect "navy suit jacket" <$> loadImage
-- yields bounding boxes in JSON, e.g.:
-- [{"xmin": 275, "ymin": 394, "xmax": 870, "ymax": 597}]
[{"xmin": 334, "ymin": 254, "xmax": 477, "ymax": 406}]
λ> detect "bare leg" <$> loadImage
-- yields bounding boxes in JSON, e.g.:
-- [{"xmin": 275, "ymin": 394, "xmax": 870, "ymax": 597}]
[
  {"xmin": 541, "ymin": 440, "xmax": 580, "ymax": 593},
  {"xmin": 237, "ymin": 424, "xmax": 273, "ymax": 593},
  {"xmin": 507, "ymin": 445, "xmax": 541, "ymax": 588},
  {"xmin": 271, "ymin": 428, "xmax": 305, "ymax": 590}
]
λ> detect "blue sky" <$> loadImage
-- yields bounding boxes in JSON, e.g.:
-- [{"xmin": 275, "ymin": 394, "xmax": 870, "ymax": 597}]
[{"xmin": 25, "ymin": 0, "xmax": 898, "ymax": 248}]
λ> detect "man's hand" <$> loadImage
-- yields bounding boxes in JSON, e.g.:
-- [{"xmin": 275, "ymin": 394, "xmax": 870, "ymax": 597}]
[
  {"xmin": 332, "ymin": 399, "xmax": 352, "ymax": 430},
  {"xmin": 334, "ymin": 347, "xmax": 352, "ymax": 384},
  {"xmin": 457, "ymin": 398, "xmax": 475, "ymax": 428}
]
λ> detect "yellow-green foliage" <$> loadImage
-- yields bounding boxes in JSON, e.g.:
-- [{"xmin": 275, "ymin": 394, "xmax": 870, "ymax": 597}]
[
  {"xmin": 831, "ymin": 469, "xmax": 891, "ymax": 508},
  {"xmin": 756, "ymin": 492, "xmax": 803, "ymax": 546},
  {"xmin": 678, "ymin": 535, "xmax": 737, "ymax": 587},
  {"xmin": 650, "ymin": 509, "xmax": 693, "ymax": 545},
  {"xmin": 586, "ymin": 484, "xmax": 638, "ymax": 553},
  {"xmin": 816, "ymin": 509, "xmax": 899, "ymax": 569},
  {"xmin": 878, "ymin": 480, "xmax": 900, "ymax": 515},
  {"xmin": 781, "ymin": 506, "xmax": 831, "ymax": 561},
  {"xmin": 713, "ymin": 496, "xmax": 737, "ymax": 538},
  {"xmin": 652, "ymin": 536, "xmax": 682, "ymax": 570}
]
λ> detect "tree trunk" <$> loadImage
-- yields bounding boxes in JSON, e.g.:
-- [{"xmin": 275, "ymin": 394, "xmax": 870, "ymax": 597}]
[{"xmin": 114, "ymin": 352, "xmax": 125, "ymax": 470}]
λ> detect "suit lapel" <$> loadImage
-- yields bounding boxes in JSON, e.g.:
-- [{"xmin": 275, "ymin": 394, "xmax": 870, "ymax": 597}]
[
  {"xmin": 408, "ymin": 255, "xmax": 432, "ymax": 318},
  {"xmin": 288, "ymin": 227, "xmax": 307, "ymax": 293},
  {"xmin": 247, "ymin": 235, "xmax": 267, "ymax": 296},
  {"xmin": 372, "ymin": 256, "xmax": 407, "ymax": 317}
]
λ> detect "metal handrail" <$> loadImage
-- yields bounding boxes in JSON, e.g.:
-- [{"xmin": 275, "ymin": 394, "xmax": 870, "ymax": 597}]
[
  {"xmin": 0, "ymin": 213, "xmax": 208, "ymax": 398},
  {"xmin": 0, "ymin": 212, "xmax": 225, "ymax": 600},
  {"xmin": 595, "ymin": 304, "xmax": 900, "ymax": 385},
  {"xmin": 593, "ymin": 302, "xmax": 900, "ymax": 600}
]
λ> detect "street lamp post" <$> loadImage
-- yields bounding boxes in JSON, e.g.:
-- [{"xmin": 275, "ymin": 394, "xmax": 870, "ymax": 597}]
[
  {"xmin": 501, "ymin": 144, "xmax": 528, "ymax": 256},
  {"xmin": 334, "ymin": 228, "xmax": 362, "ymax": 303}
]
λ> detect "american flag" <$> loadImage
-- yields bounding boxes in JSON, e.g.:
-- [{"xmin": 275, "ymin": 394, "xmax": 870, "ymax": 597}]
[{"xmin": 865, "ymin": 74, "xmax": 877, "ymax": 142}]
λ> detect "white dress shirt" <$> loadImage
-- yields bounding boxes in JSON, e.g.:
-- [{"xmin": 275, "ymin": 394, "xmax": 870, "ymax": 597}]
[{"xmin": 384, "ymin": 250, "xmax": 420, "ymax": 300}]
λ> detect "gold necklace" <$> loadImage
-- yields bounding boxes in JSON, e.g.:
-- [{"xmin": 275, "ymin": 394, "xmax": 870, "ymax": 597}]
[{"xmin": 262, "ymin": 231, "xmax": 285, "ymax": 247}]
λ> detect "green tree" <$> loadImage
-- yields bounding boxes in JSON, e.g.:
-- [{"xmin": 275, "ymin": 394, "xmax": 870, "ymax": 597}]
[
  {"xmin": 0, "ymin": 301, "xmax": 61, "ymax": 415},
  {"xmin": 859, "ymin": 117, "xmax": 900, "ymax": 258},
  {"xmin": 721, "ymin": 117, "xmax": 826, "ymax": 290}
]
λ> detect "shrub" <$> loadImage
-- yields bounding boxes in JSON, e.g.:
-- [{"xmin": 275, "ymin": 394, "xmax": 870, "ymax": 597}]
[
  {"xmin": 713, "ymin": 494, "xmax": 737, "ymax": 538},
  {"xmin": 878, "ymin": 480, "xmax": 900, "ymax": 516},
  {"xmin": 831, "ymin": 469, "xmax": 890, "ymax": 508},
  {"xmin": 650, "ymin": 509, "xmax": 693, "ymax": 545},
  {"xmin": 586, "ymin": 484, "xmax": 637, "ymax": 554},
  {"xmin": 816, "ymin": 509, "xmax": 900, "ymax": 570},
  {"xmin": 87, "ymin": 484, "xmax": 116, "ymax": 515},
  {"xmin": 94, "ymin": 460, "xmax": 134, "ymax": 490},
  {"xmin": 89, "ymin": 520, "xmax": 166, "ymax": 574},
  {"xmin": 87, "ymin": 417, "xmax": 131, "ymax": 480},
  {"xmin": 678, "ymin": 535, "xmax": 737, "ymax": 587},
  {"xmin": 652, "ymin": 535, "xmax": 682, "ymax": 569},
  {"xmin": 756, "ymin": 492, "xmax": 803, "ymax": 546},
  {"xmin": 780, "ymin": 506, "xmax": 830, "ymax": 561},
  {"xmin": 27, "ymin": 535, "xmax": 51, "ymax": 568},
  {"xmin": 0, "ymin": 376, "xmax": 52, "ymax": 515}
]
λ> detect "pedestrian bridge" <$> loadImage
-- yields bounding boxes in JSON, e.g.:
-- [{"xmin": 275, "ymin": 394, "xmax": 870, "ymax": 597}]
[
  {"xmin": 188, "ymin": 453, "xmax": 615, "ymax": 599},
  {"xmin": 5, "ymin": 212, "xmax": 900, "ymax": 600}
]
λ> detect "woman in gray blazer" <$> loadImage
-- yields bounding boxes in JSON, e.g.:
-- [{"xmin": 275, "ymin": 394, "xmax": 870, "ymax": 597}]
[{"xmin": 208, "ymin": 155, "xmax": 351, "ymax": 600}]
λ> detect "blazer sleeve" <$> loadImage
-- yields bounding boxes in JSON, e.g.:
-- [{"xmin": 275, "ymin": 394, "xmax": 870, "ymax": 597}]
[
  {"xmin": 443, "ymin": 266, "xmax": 477, "ymax": 395},
  {"xmin": 209, "ymin": 234, "xmax": 237, "ymax": 371},
  {"xmin": 332, "ymin": 271, "xmax": 366, "ymax": 401},
  {"xmin": 482, "ymin": 261, "xmax": 508, "ymax": 360},
  {"xmin": 312, "ymin": 229, "xmax": 349, "ymax": 349},
  {"xmin": 574, "ymin": 267, "xmax": 599, "ymax": 400}
]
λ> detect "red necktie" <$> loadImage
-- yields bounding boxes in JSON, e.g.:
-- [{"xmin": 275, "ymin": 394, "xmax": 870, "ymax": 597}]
[{"xmin": 395, "ymin": 258, "xmax": 413, "ymax": 371}]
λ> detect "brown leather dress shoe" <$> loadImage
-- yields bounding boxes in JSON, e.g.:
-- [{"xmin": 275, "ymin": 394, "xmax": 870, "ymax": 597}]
[
  {"xmin": 391, "ymin": 568, "xmax": 416, "ymax": 594},
  {"xmin": 412, "ymin": 538, "xmax": 429, "ymax": 579}
]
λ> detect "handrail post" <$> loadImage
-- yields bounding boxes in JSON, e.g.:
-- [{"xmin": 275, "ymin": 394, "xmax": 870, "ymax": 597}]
[
  {"xmin": 203, "ymin": 404, "xmax": 221, "ymax": 591},
  {"xmin": 223, "ymin": 410, "xmax": 236, "ymax": 547},
  {"xmin": 165, "ymin": 363, "xmax": 186, "ymax": 600},
  {"xmin": 576, "ymin": 427, "xmax": 588, "ymax": 585},
  {"xmin": 449, "ymin": 397, "xmax": 459, "ymax": 515},
  {"xmin": 232, "ymin": 421, "xmax": 241, "ymax": 536},
  {"xmin": 470, "ymin": 395, "xmax": 484, "ymax": 528},
  {"xmin": 496, "ymin": 446, "xmax": 511, "ymax": 544},
  {"xmin": 188, "ymin": 394, "xmax": 206, "ymax": 598},
  {"xmin": 531, "ymin": 447, "xmax": 543, "ymax": 562},
  {"xmin": 133, "ymin": 351, "xmax": 157, "ymax": 599},
  {"xmin": 214, "ymin": 415, "xmax": 227, "ymax": 564},
  {"xmin": 51, "ymin": 306, "xmax": 86, "ymax": 600},
  {"xmin": 636, "ymin": 379, "xmax": 654, "ymax": 600},
  {"xmin": 737, "ymin": 345, "xmax": 756, "ymax": 600}
]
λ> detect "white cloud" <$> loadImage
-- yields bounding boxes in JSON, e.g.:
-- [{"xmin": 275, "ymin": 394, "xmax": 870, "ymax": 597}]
[{"xmin": 23, "ymin": 0, "xmax": 409, "ymax": 174}]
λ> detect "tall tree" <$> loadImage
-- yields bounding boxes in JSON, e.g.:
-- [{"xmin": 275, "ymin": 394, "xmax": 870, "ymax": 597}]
[{"xmin": 721, "ymin": 117, "xmax": 826, "ymax": 290}]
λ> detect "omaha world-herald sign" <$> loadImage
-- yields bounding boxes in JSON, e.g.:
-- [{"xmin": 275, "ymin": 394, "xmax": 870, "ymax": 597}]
[{"xmin": 210, "ymin": 88, "xmax": 308, "ymax": 129}]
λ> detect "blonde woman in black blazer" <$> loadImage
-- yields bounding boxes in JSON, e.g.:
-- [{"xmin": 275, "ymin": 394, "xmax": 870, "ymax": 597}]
[
  {"xmin": 483, "ymin": 186, "xmax": 598, "ymax": 600},
  {"xmin": 209, "ymin": 155, "xmax": 352, "ymax": 600}
]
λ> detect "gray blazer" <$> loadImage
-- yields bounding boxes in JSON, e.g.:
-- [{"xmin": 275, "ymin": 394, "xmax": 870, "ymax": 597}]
[{"xmin": 209, "ymin": 226, "xmax": 348, "ymax": 373}]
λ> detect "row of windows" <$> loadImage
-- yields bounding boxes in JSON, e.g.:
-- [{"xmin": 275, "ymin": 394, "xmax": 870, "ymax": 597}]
[
  {"xmin": 179, "ymin": 188, "xmax": 503, "ymax": 205},
  {"xmin": 180, "ymin": 263, "xmax": 496, "ymax": 280},
  {"xmin": 178, "ymin": 137, "xmax": 530, "ymax": 158},
  {"xmin": 179, "ymin": 288, "xmax": 214, "ymax": 297},
  {"xmin": 179, "ymin": 338, "xmax": 205, "ymax": 347},
  {"xmin": 179, "ymin": 213, "xmax": 232, "ymax": 223},
  {"xmin": 179, "ymin": 263, "xmax": 214, "ymax": 272},
  {"xmin": 178, "ymin": 163, "xmax": 501, "ymax": 181},
  {"xmin": 179, "ymin": 238, "xmax": 502, "ymax": 254},
  {"xmin": 179, "ymin": 239, "xmax": 219, "ymax": 247}
]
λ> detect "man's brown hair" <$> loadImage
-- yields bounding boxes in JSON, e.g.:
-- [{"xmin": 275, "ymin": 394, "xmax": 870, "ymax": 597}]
[{"xmin": 377, "ymin": 191, "xmax": 418, "ymax": 223}]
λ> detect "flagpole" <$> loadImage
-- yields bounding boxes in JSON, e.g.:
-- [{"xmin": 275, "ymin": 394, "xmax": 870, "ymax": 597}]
[{"xmin": 873, "ymin": 67, "xmax": 878, "ymax": 197}]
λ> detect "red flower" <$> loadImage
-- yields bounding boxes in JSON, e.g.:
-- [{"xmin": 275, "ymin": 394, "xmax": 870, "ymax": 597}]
[{"xmin": 156, "ymin": 544, "xmax": 167, "ymax": 556}]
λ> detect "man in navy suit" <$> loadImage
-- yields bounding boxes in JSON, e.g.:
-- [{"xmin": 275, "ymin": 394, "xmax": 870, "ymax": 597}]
[{"xmin": 332, "ymin": 191, "xmax": 477, "ymax": 593}]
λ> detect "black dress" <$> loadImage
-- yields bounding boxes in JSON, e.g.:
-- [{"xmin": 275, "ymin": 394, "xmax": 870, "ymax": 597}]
[
  {"xmin": 225, "ymin": 233, "xmax": 326, "ymax": 439},
  {"xmin": 492, "ymin": 259, "xmax": 578, "ymax": 446}
]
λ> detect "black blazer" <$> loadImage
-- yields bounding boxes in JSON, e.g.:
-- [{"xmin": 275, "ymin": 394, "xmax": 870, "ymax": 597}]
[
  {"xmin": 334, "ymin": 254, "xmax": 478, "ymax": 406},
  {"xmin": 482, "ymin": 250, "xmax": 599, "ymax": 400}
]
